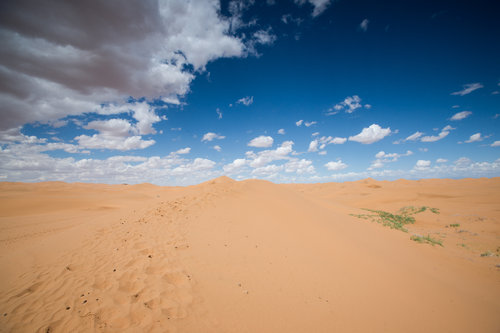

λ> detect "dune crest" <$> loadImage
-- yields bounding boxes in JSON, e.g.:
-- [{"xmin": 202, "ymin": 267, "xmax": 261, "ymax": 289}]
[{"xmin": 0, "ymin": 178, "xmax": 499, "ymax": 332}]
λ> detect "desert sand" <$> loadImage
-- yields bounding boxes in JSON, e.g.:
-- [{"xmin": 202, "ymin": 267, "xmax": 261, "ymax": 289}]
[{"xmin": 0, "ymin": 177, "xmax": 499, "ymax": 332}]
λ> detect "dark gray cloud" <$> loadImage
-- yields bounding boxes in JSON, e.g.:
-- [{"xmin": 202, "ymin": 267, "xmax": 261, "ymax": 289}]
[{"xmin": 0, "ymin": 0, "xmax": 245, "ymax": 130}]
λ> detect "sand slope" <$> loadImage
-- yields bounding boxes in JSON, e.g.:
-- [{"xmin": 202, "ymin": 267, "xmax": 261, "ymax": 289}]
[{"xmin": 0, "ymin": 178, "xmax": 499, "ymax": 332}]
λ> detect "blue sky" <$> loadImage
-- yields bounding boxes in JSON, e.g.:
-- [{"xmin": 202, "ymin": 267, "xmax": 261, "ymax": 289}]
[{"xmin": 0, "ymin": 0, "xmax": 499, "ymax": 185}]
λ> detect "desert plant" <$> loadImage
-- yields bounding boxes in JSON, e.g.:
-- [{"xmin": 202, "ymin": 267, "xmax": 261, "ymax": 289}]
[
  {"xmin": 410, "ymin": 234, "xmax": 443, "ymax": 247},
  {"xmin": 350, "ymin": 206, "xmax": 439, "ymax": 232}
]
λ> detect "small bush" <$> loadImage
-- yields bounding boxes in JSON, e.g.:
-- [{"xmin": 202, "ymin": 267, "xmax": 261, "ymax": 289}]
[
  {"xmin": 350, "ymin": 206, "xmax": 439, "ymax": 233},
  {"xmin": 410, "ymin": 234, "xmax": 443, "ymax": 247}
]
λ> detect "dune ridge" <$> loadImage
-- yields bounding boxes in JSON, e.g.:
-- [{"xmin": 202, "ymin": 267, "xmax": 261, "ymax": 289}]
[{"xmin": 0, "ymin": 177, "xmax": 499, "ymax": 332}]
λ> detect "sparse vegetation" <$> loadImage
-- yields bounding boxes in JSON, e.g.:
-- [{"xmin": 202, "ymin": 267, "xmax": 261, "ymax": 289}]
[
  {"xmin": 350, "ymin": 206, "xmax": 440, "ymax": 233},
  {"xmin": 410, "ymin": 234, "xmax": 443, "ymax": 247},
  {"xmin": 480, "ymin": 251, "xmax": 493, "ymax": 257},
  {"xmin": 457, "ymin": 243, "xmax": 468, "ymax": 248},
  {"xmin": 449, "ymin": 223, "xmax": 460, "ymax": 228}
]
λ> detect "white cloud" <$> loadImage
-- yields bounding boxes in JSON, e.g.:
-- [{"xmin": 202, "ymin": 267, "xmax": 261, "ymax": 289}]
[
  {"xmin": 295, "ymin": 0, "xmax": 332, "ymax": 17},
  {"xmin": 328, "ymin": 95, "xmax": 369, "ymax": 114},
  {"xmin": 305, "ymin": 121, "xmax": 317, "ymax": 127},
  {"xmin": 465, "ymin": 133, "xmax": 482, "ymax": 143},
  {"xmin": 331, "ymin": 137, "xmax": 347, "ymax": 144},
  {"xmin": 308, "ymin": 140, "xmax": 319, "ymax": 152},
  {"xmin": 415, "ymin": 160, "xmax": 431, "ymax": 170},
  {"xmin": 248, "ymin": 135, "xmax": 274, "ymax": 148},
  {"xmin": 312, "ymin": 132, "xmax": 320, "ymax": 137},
  {"xmin": 216, "ymin": 108, "xmax": 223, "ymax": 119},
  {"xmin": 328, "ymin": 158, "xmax": 500, "ymax": 181},
  {"xmin": 421, "ymin": 125, "xmax": 454, "ymax": 142},
  {"xmin": 281, "ymin": 14, "xmax": 303, "ymax": 25},
  {"xmin": 369, "ymin": 150, "xmax": 413, "ymax": 169},
  {"xmin": 450, "ymin": 111, "xmax": 472, "ymax": 121},
  {"xmin": 213, "ymin": 145, "xmax": 222, "ymax": 152},
  {"xmin": 436, "ymin": 158, "xmax": 448, "ymax": 163},
  {"xmin": 171, "ymin": 158, "xmax": 216, "ymax": 176},
  {"xmin": 84, "ymin": 119, "xmax": 133, "ymax": 138},
  {"xmin": 284, "ymin": 158, "xmax": 315, "ymax": 174},
  {"xmin": 246, "ymin": 141, "xmax": 294, "ymax": 168},
  {"xmin": 175, "ymin": 147, "xmax": 191, "ymax": 154},
  {"xmin": 75, "ymin": 134, "xmax": 155, "ymax": 151},
  {"xmin": 405, "ymin": 131, "xmax": 424, "ymax": 141},
  {"xmin": 452, "ymin": 105, "xmax": 460, "ymax": 109},
  {"xmin": 252, "ymin": 29, "xmax": 277, "ymax": 45},
  {"xmin": 0, "ymin": 0, "xmax": 246, "ymax": 132},
  {"xmin": 490, "ymin": 141, "xmax": 500, "ymax": 147},
  {"xmin": 318, "ymin": 151, "xmax": 327, "ymax": 155},
  {"xmin": 359, "ymin": 19, "xmax": 369, "ymax": 32},
  {"xmin": 325, "ymin": 160, "xmax": 348, "ymax": 171},
  {"xmin": 295, "ymin": 119, "xmax": 304, "ymax": 126},
  {"xmin": 451, "ymin": 83, "xmax": 483, "ymax": 96},
  {"xmin": 202, "ymin": 132, "xmax": 226, "ymax": 142},
  {"xmin": 251, "ymin": 164, "xmax": 283, "ymax": 177},
  {"xmin": 236, "ymin": 96, "xmax": 254, "ymax": 106},
  {"xmin": 223, "ymin": 158, "xmax": 247, "ymax": 174},
  {"xmin": 0, "ymin": 142, "xmax": 222, "ymax": 185},
  {"xmin": 278, "ymin": 128, "xmax": 285, "ymax": 135},
  {"xmin": 349, "ymin": 124, "xmax": 391, "ymax": 144}
]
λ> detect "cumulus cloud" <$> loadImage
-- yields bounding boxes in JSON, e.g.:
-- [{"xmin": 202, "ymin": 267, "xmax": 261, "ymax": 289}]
[
  {"xmin": 369, "ymin": 150, "xmax": 413, "ymax": 169},
  {"xmin": 295, "ymin": 0, "xmax": 332, "ymax": 17},
  {"xmin": 308, "ymin": 136, "xmax": 346, "ymax": 153},
  {"xmin": 436, "ymin": 158, "xmax": 448, "ymax": 163},
  {"xmin": 0, "ymin": 143, "xmax": 218, "ymax": 185},
  {"xmin": 213, "ymin": 145, "xmax": 222, "ymax": 152},
  {"xmin": 171, "ymin": 158, "xmax": 216, "ymax": 176},
  {"xmin": 451, "ymin": 83, "xmax": 483, "ymax": 96},
  {"xmin": 421, "ymin": 125, "xmax": 454, "ymax": 142},
  {"xmin": 349, "ymin": 124, "xmax": 391, "ymax": 144},
  {"xmin": 296, "ymin": 120, "xmax": 304, "ymax": 126},
  {"xmin": 465, "ymin": 133, "xmax": 482, "ymax": 143},
  {"xmin": 251, "ymin": 164, "xmax": 283, "ymax": 177},
  {"xmin": 248, "ymin": 135, "xmax": 274, "ymax": 148},
  {"xmin": 278, "ymin": 128, "xmax": 285, "ymax": 135},
  {"xmin": 491, "ymin": 141, "xmax": 500, "ymax": 147},
  {"xmin": 223, "ymin": 158, "xmax": 247, "ymax": 174},
  {"xmin": 175, "ymin": 147, "xmax": 191, "ymax": 154},
  {"xmin": 246, "ymin": 141, "xmax": 294, "ymax": 168},
  {"xmin": 236, "ymin": 96, "xmax": 254, "ymax": 106},
  {"xmin": 0, "ymin": 0, "xmax": 246, "ymax": 131},
  {"xmin": 284, "ymin": 158, "xmax": 315, "ymax": 174},
  {"xmin": 202, "ymin": 132, "xmax": 226, "ymax": 142},
  {"xmin": 75, "ymin": 134, "xmax": 155, "ymax": 151},
  {"xmin": 308, "ymin": 140, "xmax": 319, "ymax": 152},
  {"xmin": 304, "ymin": 121, "xmax": 317, "ymax": 127},
  {"xmin": 252, "ymin": 29, "xmax": 276, "ymax": 45},
  {"xmin": 216, "ymin": 108, "xmax": 223, "ymax": 119},
  {"xmin": 328, "ymin": 157, "xmax": 500, "ymax": 182},
  {"xmin": 328, "ymin": 95, "xmax": 370, "ymax": 115},
  {"xmin": 415, "ymin": 160, "xmax": 431, "ymax": 170},
  {"xmin": 359, "ymin": 19, "xmax": 369, "ymax": 32},
  {"xmin": 450, "ymin": 111, "xmax": 472, "ymax": 121},
  {"xmin": 325, "ymin": 160, "xmax": 348, "ymax": 171},
  {"xmin": 331, "ymin": 137, "xmax": 347, "ymax": 144},
  {"xmin": 84, "ymin": 119, "xmax": 133, "ymax": 138},
  {"xmin": 405, "ymin": 131, "xmax": 424, "ymax": 141}
]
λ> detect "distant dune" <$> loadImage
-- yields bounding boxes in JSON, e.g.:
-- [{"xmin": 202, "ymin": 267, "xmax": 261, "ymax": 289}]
[{"xmin": 0, "ymin": 177, "xmax": 499, "ymax": 332}]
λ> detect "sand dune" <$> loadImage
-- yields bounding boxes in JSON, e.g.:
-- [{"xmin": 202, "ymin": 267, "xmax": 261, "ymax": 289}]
[{"xmin": 0, "ymin": 177, "xmax": 499, "ymax": 332}]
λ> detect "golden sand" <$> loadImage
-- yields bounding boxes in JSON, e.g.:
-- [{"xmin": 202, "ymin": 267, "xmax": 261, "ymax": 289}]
[{"xmin": 0, "ymin": 177, "xmax": 499, "ymax": 332}]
